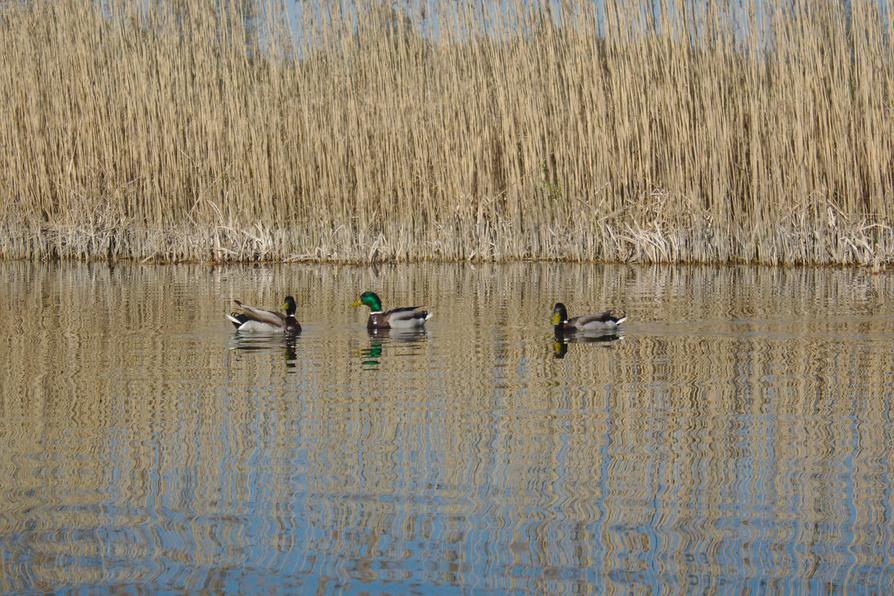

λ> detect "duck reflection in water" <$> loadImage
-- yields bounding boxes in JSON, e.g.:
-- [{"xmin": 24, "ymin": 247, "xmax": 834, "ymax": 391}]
[
  {"xmin": 230, "ymin": 334, "xmax": 300, "ymax": 368},
  {"xmin": 552, "ymin": 329, "xmax": 622, "ymax": 358},
  {"xmin": 551, "ymin": 302, "xmax": 625, "ymax": 359},
  {"xmin": 362, "ymin": 328, "xmax": 428, "ymax": 368}
]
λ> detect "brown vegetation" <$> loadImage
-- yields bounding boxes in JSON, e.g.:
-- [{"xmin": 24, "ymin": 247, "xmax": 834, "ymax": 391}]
[{"xmin": 0, "ymin": 1, "xmax": 892, "ymax": 265}]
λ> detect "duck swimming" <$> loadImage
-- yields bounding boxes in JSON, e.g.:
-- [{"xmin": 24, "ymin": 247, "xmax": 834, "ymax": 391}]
[
  {"xmin": 352, "ymin": 291, "xmax": 432, "ymax": 330},
  {"xmin": 551, "ymin": 302, "xmax": 626, "ymax": 333},
  {"xmin": 227, "ymin": 296, "xmax": 301, "ymax": 334}
]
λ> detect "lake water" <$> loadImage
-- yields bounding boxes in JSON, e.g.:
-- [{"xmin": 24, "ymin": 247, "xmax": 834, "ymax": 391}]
[{"xmin": 1, "ymin": 262, "xmax": 893, "ymax": 593}]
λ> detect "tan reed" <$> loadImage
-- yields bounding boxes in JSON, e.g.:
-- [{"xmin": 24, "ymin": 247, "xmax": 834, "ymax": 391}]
[{"xmin": 0, "ymin": 0, "xmax": 891, "ymax": 265}]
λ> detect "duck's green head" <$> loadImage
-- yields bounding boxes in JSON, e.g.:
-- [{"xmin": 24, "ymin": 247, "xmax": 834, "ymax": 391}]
[
  {"xmin": 352, "ymin": 291, "xmax": 382, "ymax": 312},
  {"xmin": 551, "ymin": 302, "xmax": 568, "ymax": 326},
  {"xmin": 282, "ymin": 296, "xmax": 297, "ymax": 316}
]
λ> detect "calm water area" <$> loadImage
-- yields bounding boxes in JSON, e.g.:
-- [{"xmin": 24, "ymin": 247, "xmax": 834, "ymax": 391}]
[{"xmin": 1, "ymin": 261, "xmax": 893, "ymax": 593}]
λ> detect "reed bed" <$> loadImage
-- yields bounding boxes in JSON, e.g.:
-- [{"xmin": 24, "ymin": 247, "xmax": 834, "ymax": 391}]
[
  {"xmin": 3, "ymin": 262, "xmax": 894, "ymax": 591},
  {"xmin": 0, "ymin": 0, "xmax": 892, "ymax": 265}
]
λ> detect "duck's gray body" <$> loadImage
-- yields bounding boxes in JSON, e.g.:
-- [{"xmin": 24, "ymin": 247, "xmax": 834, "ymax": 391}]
[
  {"xmin": 367, "ymin": 307, "xmax": 432, "ymax": 330},
  {"xmin": 227, "ymin": 298, "xmax": 301, "ymax": 334},
  {"xmin": 559, "ymin": 311, "xmax": 626, "ymax": 333}
]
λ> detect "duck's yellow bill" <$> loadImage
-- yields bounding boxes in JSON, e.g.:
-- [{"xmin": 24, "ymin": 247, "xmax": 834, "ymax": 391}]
[
  {"xmin": 351, "ymin": 298, "xmax": 362, "ymax": 307},
  {"xmin": 282, "ymin": 302, "xmax": 288, "ymax": 310},
  {"xmin": 551, "ymin": 313, "xmax": 561, "ymax": 325}
]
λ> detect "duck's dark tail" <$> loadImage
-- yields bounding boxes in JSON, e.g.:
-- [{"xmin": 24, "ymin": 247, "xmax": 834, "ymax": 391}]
[{"xmin": 226, "ymin": 312, "xmax": 249, "ymax": 328}]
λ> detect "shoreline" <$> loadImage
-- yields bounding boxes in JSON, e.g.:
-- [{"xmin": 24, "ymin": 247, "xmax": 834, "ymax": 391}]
[{"xmin": 1, "ymin": 222, "xmax": 890, "ymax": 270}]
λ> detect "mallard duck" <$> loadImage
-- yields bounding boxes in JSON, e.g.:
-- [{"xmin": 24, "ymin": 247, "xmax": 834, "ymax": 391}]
[
  {"xmin": 551, "ymin": 302, "xmax": 626, "ymax": 333},
  {"xmin": 226, "ymin": 296, "xmax": 301, "ymax": 334},
  {"xmin": 352, "ymin": 291, "xmax": 432, "ymax": 330}
]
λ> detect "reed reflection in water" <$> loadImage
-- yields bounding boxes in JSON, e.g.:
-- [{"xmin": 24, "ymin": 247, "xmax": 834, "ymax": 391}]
[{"xmin": 0, "ymin": 262, "xmax": 893, "ymax": 592}]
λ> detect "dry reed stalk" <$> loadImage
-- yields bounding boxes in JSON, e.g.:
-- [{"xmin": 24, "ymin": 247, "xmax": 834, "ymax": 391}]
[{"xmin": 0, "ymin": 0, "xmax": 891, "ymax": 265}]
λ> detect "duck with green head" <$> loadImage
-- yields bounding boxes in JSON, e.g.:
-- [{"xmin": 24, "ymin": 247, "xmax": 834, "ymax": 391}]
[
  {"xmin": 227, "ymin": 296, "xmax": 301, "ymax": 334},
  {"xmin": 551, "ymin": 302, "xmax": 626, "ymax": 334},
  {"xmin": 352, "ymin": 291, "xmax": 432, "ymax": 330}
]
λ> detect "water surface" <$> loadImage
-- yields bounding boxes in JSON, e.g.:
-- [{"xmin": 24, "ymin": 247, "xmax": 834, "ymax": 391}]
[{"xmin": 1, "ymin": 262, "xmax": 893, "ymax": 593}]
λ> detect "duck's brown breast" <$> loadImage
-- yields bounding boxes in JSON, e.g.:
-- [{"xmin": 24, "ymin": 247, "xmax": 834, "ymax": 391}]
[{"xmin": 367, "ymin": 313, "xmax": 390, "ymax": 329}]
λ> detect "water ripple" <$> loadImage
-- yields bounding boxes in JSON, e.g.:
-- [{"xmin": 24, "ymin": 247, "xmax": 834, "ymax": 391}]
[{"xmin": 1, "ymin": 262, "xmax": 894, "ymax": 592}]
